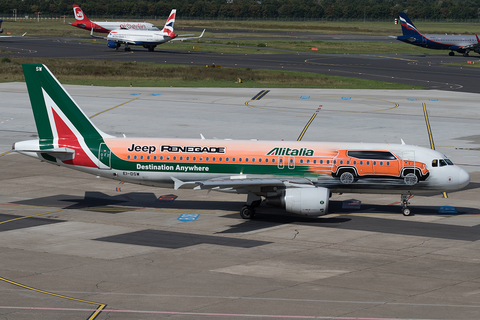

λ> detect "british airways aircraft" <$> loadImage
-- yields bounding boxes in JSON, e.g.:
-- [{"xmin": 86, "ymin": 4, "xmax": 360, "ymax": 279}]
[
  {"xmin": 395, "ymin": 12, "xmax": 480, "ymax": 56},
  {"xmin": 70, "ymin": 4, "xmax": 158, "ymax": 33},
  {"xmin": 13, "ymin": 64, "xmax": 470, "ymax": 218},
  {"xmin": 93, "ymin": 10, "xmax": 205, "ymax": 52}
]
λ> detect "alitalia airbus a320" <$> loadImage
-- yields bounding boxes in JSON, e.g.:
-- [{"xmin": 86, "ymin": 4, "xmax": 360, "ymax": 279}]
[{"xmin": 13, "ymin": 64, "xmax": 470, "ymax": 218}]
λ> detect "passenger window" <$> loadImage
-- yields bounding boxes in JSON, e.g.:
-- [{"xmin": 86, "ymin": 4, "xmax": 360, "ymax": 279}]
[
  {"xmin": 320, "ymin": 160, "xmax": 323, "ymax": 164},
  {"xmin": 272, "ymin": 158, "xmax": 275, "ymax": 163},
  {"xmin": 252, "ymin": 158, "xmax": 255, "ymax": 162},
  {"xmin": 326, "ymin": 160, "xmax": 329, "ymax": 164},
  {"xmin": 360, "ymin": 161, "xmax": 363, "ymax": 165},
  {"xmin": 147, "ymin": 156, "xmax": 150, "ymax": 160},
  {"xmin": 386, "ymin": 161, "xmax": 389, "ymax": 166},
  {"xmin": 160, "ymin": 156, "xmax": 163, "ymax": 160},
  {"xmin": 200, "ymin": 157, "xmax": 203, "ymax": 161},
  {"xmin": 134, "ymin": 155, "xmax": 137, "ymax": 160},
  {"xmin": 206, "ymin": 157, "xmax": 209, "ymax": 161},
  {"xmin": 300, "ymin": 159, "xmax": 303, "ymax": 164},
  {"xmin": 290, "ymin": 158, "xmax": 293, "ymax": 163},
  {"xmin": 265, "ymin": 158, "xmax": 268, "ymax": 163},
  {"xmin": 173, "ymin": 156, "xmax": 176, "ymax": 160},
  {"xmin": 366, "ymin": 161, "xmax": 370, "ymax": 165},
  {"xmin": 347, "ymin": 160, "xmax": 350, "ymax": 164},
  {"xmin": 154, "ymin": 156, "xmax": 157, "ymax": 160},
  {"xmin": 340, "ymin": 160, "xmax": 343, "ymax": 164},
  {"xmin": 258, "ymin": 158, "xmax": 262, "ymax": 163},
  {"xmin": 353, "ymin": 160, "xmax": 356, "ymax": 165},
  {"xmin": 167, "ymin": 156, "xmax": 170, "ymax": 160},
  {"xmin": 307, "ymin": 159, "xmax": 310, "ymax": 164},
  {"xmin": 180, "ymin": 156, "xmax": 183, "ymax": 161},
  {"xmin": 219, "ymin": 157, "xmax": 222, "ymax": 162},
  {"xmin": 334, "ymin": 160, "xmax": 337, "ymax": 164},
  {"xmin": 432, "ymin": 159, "xmax": 438, "ymax": 167},
  {"xmin": 245, "ymin": 158, "xmax": 249, "ymax": 162},
  {"xmin": 239, "ymin": 158, "xmax": 242, "ymax": 162},
  {"xmin": 140, "ymin": 155, "xmax": 144, "ymax": 160},
  {"xmin": 313, "ymin": 160, "xmax": 317, "ymax": 164},
  {"xmin": 232, "ymin": 157, "xmax": 235, "ymax": 162},
  {"xmin": 186, "ymin": 156, "xmax": 189, "ymax": 161},
  {"xmin": 373, "ymin": 161, "xmax": 376, "ymax": 165},
  {"xmin": 279, "ymin": 159, "xmax": 283, "ymax": 163},
  {"xmin": 212, "ymin": 157, "xmax": 216, "ymax": 161},
  {"xmin": 193, "ymin": 157, "xmax": 196, "ymax": 161},
  {"xmin": 380, "ymin": 161, "xmax": 383, "ymax": 166},
  {"xmin": 127, "ymin": 155, "xmax": 131, "ymax": 160}
]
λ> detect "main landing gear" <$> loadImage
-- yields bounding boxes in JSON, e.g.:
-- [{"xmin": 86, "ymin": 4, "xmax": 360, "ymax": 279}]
[
  {"xmin": 401, "ymin": 194, "xmax": 413, "ymax": 216},
  {"xmin": 240, "ymin": 194, "xmax": 262, "ymax": 219},
  {"xmin": 449, "ymin": 51, "xmax": 455, "ymax": 56}
]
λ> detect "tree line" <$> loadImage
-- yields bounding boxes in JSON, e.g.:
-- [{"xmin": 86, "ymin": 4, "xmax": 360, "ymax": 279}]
[{"xmin": 1, "ymin": 0, "xmax": 479, "ymax": 20}]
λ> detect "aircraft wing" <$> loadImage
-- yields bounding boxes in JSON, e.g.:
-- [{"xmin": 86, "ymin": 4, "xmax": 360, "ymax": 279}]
[
  {"xmin": 172, "ymin": 176, "xmax": 314, "ymax": 192},
  {"xmin": 171, "ymin": 29, "xmax": 205, "ymax": 41},
  {"xmin": 461, "ymin": 34, "xmax": 480, "ymax": 50}
]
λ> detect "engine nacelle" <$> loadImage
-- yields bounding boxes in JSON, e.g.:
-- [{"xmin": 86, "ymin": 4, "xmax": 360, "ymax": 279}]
[
  {"xmin": 266, "ymin": 187, "xmax": 329, "ymax": 216},
  {"xmin": 107, "ymin": 40, "xmax": 118, "ymax": 48}
]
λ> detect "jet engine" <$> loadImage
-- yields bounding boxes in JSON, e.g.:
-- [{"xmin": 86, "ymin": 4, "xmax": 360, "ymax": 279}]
[
  {"xmin": 107, "ymin": 40, "xmax": 119, "ymax": 48},
  {"xmin": 266, "ymin": 187, "xmax": 329, "ymax": 216}
]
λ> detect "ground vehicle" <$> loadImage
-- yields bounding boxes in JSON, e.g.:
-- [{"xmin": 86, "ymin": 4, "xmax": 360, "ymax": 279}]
[{"xmin": 331, "ymin": 150, "xmax": 429, "ymax": 185}]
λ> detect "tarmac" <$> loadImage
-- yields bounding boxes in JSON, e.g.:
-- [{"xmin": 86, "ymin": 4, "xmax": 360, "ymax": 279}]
[
  {"xmin": 2, "ymin": 36, "xmax": 480, "ymax": 93},
  {"xmin": 0, "ymin": 83, "xmax": 479, "ymax": 319}
]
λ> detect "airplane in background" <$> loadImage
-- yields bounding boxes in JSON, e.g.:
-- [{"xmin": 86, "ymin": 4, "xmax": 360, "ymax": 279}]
[
  {"xmin": 14, "ymin": 64, "xmax": 470, "ymax": 218},
  {"xmin": 395, "ymin": 12, "xmax": 480, "ymax": 56},
  {"xmin": 71, "ymin": 4, "xmax": 158, "ymax": 33},
  {"xmin": 92, "ymin": 10, "xmax": 205, "ymax": 51}
]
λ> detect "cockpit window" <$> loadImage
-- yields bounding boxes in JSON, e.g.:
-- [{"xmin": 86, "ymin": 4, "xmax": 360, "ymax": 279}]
[
  {"xmin": 432, "ymin": 159, "xmax": 438, "ymax": 167},
  {"xmin": 439, "ymin": 159, "xmax": 447, "ymax": 167},
  {"xmin": 445, "ymin": 158, "xmax": 454, "ymax": 165}
]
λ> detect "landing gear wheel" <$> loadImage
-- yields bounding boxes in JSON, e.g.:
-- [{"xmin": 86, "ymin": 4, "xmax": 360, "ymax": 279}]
[
  {"xmin": 125, "ymin": 47, "xmax": 131, "ymax": 52},
  {"xmin": 339, "ymin": 171, "xmax": 355, "ymax": 184},
  {"xmin": 400, "ymin": 194, "xmax": 413, "ymax": 216},
  {"xmin": 240, "ymin": 205, "xmax": 255, "ymax": 219},
  {"xmin": 449, "ymin": 51, "xmax": 455, "ymax": 56},
  {"xmin": 404, "ymin": 173, "xmax": 418, "ymax": 185}
]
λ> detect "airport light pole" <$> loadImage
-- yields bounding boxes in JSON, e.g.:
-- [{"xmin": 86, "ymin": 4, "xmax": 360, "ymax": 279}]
[{"xmin": 11, "ymin": 9, "xmax": 17, "ymax": 22}]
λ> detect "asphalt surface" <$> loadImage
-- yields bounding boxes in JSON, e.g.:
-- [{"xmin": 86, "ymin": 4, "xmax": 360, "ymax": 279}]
[{"xmin": 1, "ymin": 36, "xmax": 479, "ymax": 93}]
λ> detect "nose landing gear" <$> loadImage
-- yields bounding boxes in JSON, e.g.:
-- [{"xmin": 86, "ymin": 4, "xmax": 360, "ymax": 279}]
[{"xmin": 401, "ymin": 194, "xmax": 413, "ymax": 216}]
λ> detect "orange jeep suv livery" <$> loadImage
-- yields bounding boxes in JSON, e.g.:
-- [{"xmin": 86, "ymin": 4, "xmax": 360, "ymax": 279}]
[{"xmin": 331, "ymin": 150, "xmax": 429, "ymax": 185}]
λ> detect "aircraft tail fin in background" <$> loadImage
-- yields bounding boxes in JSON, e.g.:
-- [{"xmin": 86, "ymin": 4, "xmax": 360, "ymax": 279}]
[
  {"xmin": 162, "ymin": 9, "xmax": 177, "ymax": 38},
  {"xmin": 73, "ymin": 4, "xmax": 90, "ymax": 23},
  {"xmin": 22, "ymin": 64, "xmax": 112, "ymax": 144},
  {"xmin": 399, "ymin": 12, "xmax": 421, "ymax": 36}
]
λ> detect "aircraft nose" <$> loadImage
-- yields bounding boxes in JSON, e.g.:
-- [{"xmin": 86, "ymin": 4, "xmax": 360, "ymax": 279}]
[{"xmin": 458, "ymin": 168, "xmax": 470, "ymax": 189}]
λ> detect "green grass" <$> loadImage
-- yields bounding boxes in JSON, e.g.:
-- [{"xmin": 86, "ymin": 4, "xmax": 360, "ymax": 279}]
[
  {"xmin": 441, "ymin": 61, "xmax": 480, "ymax": 67},
  {"xmin": 0, "ymin": 57, "xmax": 424, "ymax": 89},
  {"xmin": 2, "ymin": 17, "xmax": 480, "ymax": 38}
]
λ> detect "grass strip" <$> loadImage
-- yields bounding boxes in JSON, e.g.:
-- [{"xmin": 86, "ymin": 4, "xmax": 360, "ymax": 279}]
[{"xmin": 0, "ymin": 57, "xmax": 423, "ymax": 89}]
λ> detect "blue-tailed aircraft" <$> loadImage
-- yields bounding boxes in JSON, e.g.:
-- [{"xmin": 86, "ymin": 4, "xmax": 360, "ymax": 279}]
[{"xmin": 395, "ymin": 12, "xmax": 480, "ymax": 56}]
